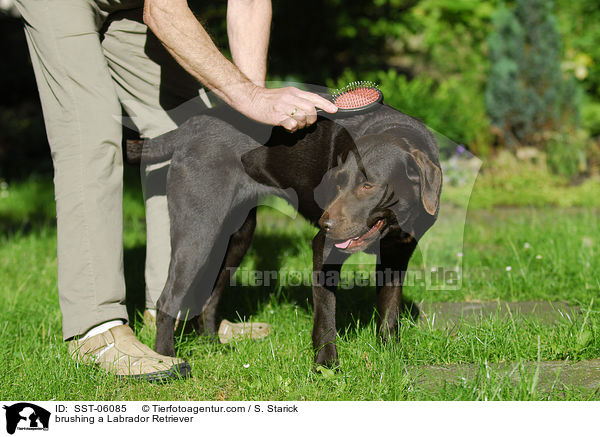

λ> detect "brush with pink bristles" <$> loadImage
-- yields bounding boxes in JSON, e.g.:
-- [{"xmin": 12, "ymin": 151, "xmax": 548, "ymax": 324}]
[{"xmin": 319, "ymin": 81, "xmax": 384, "ymax": 115}]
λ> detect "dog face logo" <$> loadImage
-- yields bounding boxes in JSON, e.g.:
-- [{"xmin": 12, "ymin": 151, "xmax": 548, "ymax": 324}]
[{"xmin": 3, "ymin": 403, "xmax": 50, "ymax": 435}]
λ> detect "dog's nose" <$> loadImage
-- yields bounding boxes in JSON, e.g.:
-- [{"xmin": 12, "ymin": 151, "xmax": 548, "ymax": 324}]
[{"xmin": 319, "ymin": 212, "xmax": 335, "ymax": 231}]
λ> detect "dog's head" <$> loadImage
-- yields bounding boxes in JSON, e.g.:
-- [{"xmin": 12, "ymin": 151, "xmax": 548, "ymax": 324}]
[{"xmin": 314, "ymin": 129, "xmax": 441, "ymax": 253}]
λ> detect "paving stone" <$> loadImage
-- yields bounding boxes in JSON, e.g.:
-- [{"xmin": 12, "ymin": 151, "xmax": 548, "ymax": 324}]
[
  {"xmin": 406, "ymin": 301, "xmax": 596, "ymax": 393},
  {"xmin": 414, "ymin": 359, "xmax": 600, "ymax": 393},
  {"xmin": 415, "ymin": 301, "xmax": 581, "ymax": 328}
]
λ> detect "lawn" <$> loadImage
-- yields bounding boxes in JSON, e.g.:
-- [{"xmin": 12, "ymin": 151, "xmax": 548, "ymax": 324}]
[{"xmin": 1, "ymin": 162, "xmax": 599, "ymax": 401}]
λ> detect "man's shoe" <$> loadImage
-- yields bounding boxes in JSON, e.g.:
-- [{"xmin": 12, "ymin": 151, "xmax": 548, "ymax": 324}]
[
  {"xmin": 217, "ymin": 319, "xmax": 271, "ymax": 344},
  {"xmin": 143, "ymin": 310, "xmax": 272, "ymax": 344},
  {"xmin": 68, "ymin": 325, "xmax": 190, "ymax": 382}
]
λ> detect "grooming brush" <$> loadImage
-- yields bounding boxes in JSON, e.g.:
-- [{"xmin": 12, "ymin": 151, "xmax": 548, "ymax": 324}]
[{"xmin": 318, "ymin": 81, "xmax": 384, "ymax": 115}]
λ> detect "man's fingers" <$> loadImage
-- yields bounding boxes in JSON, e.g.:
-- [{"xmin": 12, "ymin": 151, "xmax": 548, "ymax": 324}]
[
  {"xmin": 280, "ymin": 117, "xmax": 298, "ymax": 132},
  {"xmin": 244, "ymin": 86, "xmax": 338, "ymax": 132},
  {"xmin": 295, "ymin": 90, "xmax": 338, "ymax": 113},
  {"xmin": 292, "ymin": 110, "xmax": 307, "ymax": 130},
  {"xmin": 291, "ymin": 97, "xmax": 318, "ymax": 126}
]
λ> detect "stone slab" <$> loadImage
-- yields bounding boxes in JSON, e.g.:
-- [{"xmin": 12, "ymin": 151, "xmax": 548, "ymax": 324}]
[
  {"xmin": 407, "ymin": 301, "xmax": 595, "ymax": 394},
  {"xmin": 415, "ymin": 301, "xmax": 581, "ymax": 328},
  {"xmin": 414, "ymin": 359, "xmax": 600, "ymax": 393}
]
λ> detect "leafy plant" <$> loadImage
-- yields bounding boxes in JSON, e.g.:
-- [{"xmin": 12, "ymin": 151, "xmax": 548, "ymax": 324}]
[
  {"xmin": 485, "ymin": 0, "xmax": 580, "ymax": 149},
  {"xmin": 582, "ymin": 101, "xmax": 600, "ymax": 137},
  {"xmin": 555, "ymin": 0, "xmax": 600, "ymax": 100},
  {"xmin": 544, "ymin": 131, "xmax": 588, "ymax": 177},
  {"xmin": 331, "ymin": 69, "xmax": 492, "ymax": 156}
]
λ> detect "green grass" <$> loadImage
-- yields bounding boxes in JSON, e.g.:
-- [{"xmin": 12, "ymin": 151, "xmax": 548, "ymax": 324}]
[
  {"xmin": 1, "ymin": 165, "xmax": 599, "ymax": 401},
  {"xmin": 442, "ymin": 150, "xmax": 600, "ymax": 209}
]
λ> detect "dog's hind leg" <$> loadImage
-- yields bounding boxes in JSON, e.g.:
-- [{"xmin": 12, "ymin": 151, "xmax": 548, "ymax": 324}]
[
  {"xmin": 197, "ymin": 208, "xmax": 257, "ymax": 336},
  {"xmin": 155, "ymin": 309, "xmax": 177, "ymax": 357},
  {"xmin": 154, "ymin": 180, "xmax": 240, "ymax": 356},
  {"xmin": 155, "ymin": 218, "xmax": 234, "ymax": 355},
  {"xmin": 376, "ymin": 237, "xmax": 417, "ymax": 339}
]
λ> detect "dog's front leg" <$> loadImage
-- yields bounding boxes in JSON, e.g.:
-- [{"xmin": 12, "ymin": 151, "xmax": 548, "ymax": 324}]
[
  {"xmin": 311, "ymin": 230, "xmax": 346, "ymax": 368},
  {"xmin": 376, "ymin": 237, "xmax": 417, "ymax": 339}
]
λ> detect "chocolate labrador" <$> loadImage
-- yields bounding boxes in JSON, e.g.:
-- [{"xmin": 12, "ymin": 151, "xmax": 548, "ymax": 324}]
[{"xmin": 130, "ymin": 102, "xmax": 441, "ymax": 367}]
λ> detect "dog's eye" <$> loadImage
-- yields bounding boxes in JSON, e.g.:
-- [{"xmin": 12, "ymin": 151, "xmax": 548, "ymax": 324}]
[{"xmin": 362, "ymin": 182, "xmax": 374, "ymax": 190}]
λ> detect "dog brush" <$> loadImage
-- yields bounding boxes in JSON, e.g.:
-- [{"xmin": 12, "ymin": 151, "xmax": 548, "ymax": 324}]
[{"xmin": 318, "ymin": 81, "xmax": 384, "ymax": 115}]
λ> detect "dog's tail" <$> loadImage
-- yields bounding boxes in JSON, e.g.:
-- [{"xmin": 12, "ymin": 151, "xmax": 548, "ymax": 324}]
[
  {"xmin": 125, "ymin": 139, "xmax": 145, "ymax": 164},
  {"xmin": 125, "ymin": 128, "xmax": 179, "ymax": 165}
]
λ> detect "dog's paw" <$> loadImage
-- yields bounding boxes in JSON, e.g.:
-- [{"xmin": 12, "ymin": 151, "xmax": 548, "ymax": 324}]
[
  {"xmin": 313, "ymin": 364, "xmax": 340, "ymax": 377},
  {"xmin": 378, "ymin": 322, "xmax": 400, "ymax": 342},
  {"xmin": 314, "ymin": 345, "xmax": 339, "ymax": 370}
]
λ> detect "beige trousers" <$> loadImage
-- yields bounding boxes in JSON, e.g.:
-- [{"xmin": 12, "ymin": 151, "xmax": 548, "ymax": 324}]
[{"xmin": 15, "ymin": 0, "xmax": 208, "ymax": 339}]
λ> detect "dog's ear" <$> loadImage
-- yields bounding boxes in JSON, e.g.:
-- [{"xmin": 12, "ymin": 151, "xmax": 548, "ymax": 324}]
[{"xmin": 407, "ymin": 149, "xmax": 442, "ymax": 215}]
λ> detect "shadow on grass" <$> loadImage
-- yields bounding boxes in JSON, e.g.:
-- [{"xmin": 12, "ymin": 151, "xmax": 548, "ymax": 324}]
[
  {"xmin": 0, "ymin": 210, "xmax": 56, "ymax": 236},
  {"xmin": 124, "ymin": 245, "xmax": 147, "ymax": 328},
  {"xmin": 0, "ymin": 162, "xmax": 143, "ymax": 237},
  {"xmin": 121, "ymin": 190, "xmax": 419, "ymax": 335},
  {"xmin": 218, "ymin": 231, "xmax": 419, "ymax": 334},
  {"xmin": 0, "ymin": 175, "xmax": 56, "ymax": 236}
]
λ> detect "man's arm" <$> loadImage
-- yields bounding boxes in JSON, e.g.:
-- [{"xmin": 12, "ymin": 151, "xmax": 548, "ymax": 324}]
[
  {"xmin": 143, "ymin": 0, "xmax": 337, "ymax": 131},
  {"xmin": 227, "ymin": 0, "xmax": 271, "ymax": 87}
]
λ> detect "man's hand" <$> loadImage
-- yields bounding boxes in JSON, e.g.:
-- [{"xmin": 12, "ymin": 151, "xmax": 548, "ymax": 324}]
[
  {"xmin": 226, "ymin": 0, "xmax": 337, "ymax": 130},
  {"xmin": 144, "ymin": 0, "xmax": 336, "ymax": 132},
  {"xmin": 242, "ymin": 86, "xmax": 338, "ymax": 132}
]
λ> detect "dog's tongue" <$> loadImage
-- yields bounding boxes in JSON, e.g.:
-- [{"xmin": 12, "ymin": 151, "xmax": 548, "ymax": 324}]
[{"xmin": 334, "ymin": 239, "xmax": 353, "ymax": 249}]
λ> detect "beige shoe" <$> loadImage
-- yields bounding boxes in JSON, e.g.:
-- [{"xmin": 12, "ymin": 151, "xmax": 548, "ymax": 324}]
[
  {"xmin": 218, "ymin": 319, "xmax": 271, "ymax": 344},
  {"xmin": 143, "ymin": 310, "xmax": 271, "ymax": 343},
  {"xmin": 68, "ymin": 325, "xmax": 190, "ymax": 382}
]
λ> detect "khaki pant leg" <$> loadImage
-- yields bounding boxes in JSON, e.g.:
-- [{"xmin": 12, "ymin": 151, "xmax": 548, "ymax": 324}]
[
  {"xmin": 101, "ymin": 8, "xmax": 210, "ymax": 310},
  {"xmin": 15, "ymin": 0, "xmax": 128, "ymax": 339}
]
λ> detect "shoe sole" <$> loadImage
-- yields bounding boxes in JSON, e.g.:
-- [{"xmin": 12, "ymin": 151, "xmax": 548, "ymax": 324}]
[{"xmin": 118, "ymin": 362, "xmax": 192, "ymax": 383}]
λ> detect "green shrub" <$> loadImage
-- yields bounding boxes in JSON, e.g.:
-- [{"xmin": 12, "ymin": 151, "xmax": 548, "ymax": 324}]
[
  {"xmin": 555, "ymin": 0, "xmax": 600, "ymax": 100},
  {"xmin": 582, "ymin": 101, "xmax": 600, "ymax": 137},
  {"xmin": 545, "ymin": 131, "xmax": 588, "ymax": 177},
  {"xmin": 485, "ymin": 0, "xmax": 580, "ymax": 149},
  {"xmin": 330, "ymin": 70, "xmax": 493, "ymax": 156}
]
